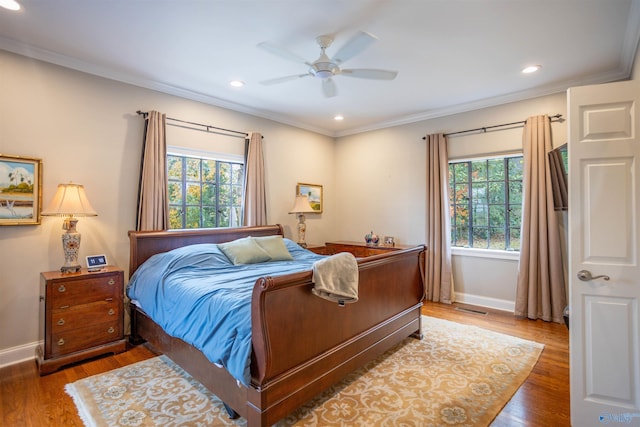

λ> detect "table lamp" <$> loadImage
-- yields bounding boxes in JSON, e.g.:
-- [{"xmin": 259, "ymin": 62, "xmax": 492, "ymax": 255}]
[
  {"xmin": 41, "ymin": 183, "xmax": 97, "ymax": 273},
  {"xmin": 289, "ymin": 195, "xmax": 314, "ymax": 248}
]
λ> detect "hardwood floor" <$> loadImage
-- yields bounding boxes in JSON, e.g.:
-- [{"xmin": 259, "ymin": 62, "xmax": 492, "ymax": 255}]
[{"xmin": 1, "ymin": 302, "xmax": 569, "ymax": 426}]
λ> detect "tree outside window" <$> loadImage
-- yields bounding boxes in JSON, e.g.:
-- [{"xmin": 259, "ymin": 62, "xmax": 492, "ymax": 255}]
[
  {"xmin": 167, "ymin": 154, "xmax": 244, "ymax": 229},
  {"xmin": 449, "ymin": 155, "xmax": 523, "ymax": 250}
]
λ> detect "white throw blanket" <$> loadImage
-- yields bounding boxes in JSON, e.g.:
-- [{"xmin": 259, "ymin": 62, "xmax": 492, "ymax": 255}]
[{"xmin": 312, "ymin": 252, "xmax": 359, "ymax": 305}]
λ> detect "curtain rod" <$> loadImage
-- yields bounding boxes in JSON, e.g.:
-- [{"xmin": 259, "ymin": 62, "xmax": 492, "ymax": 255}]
[
  {"xmin": 136, "ymin": 110, "xmax": 249, "ymax": 138},
  {"xmin": 423, "ymin": 113, "xmax": 563, "ymax": 139}
]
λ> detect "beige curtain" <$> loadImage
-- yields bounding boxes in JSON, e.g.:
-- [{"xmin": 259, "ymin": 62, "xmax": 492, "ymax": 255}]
[
  {"xmin": 515, "ymin": 115, "xmax": 566, "ymax": 323},
  {"xmin": 425, "ymin": 133, "xmax": 454, "ymax": 303},
  {"xmin": 136, "ymin": 111, "xmax": 168, "ymax": 231},
  {"xmin": 242, "ymin": 132, "xmax": 267, "ymax": 226}
]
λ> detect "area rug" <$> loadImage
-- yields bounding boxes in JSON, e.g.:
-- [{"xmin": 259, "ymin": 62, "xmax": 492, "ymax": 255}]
[{"xmin": 65, "ymin": 316, "xmax": 544, "ymax": 426}]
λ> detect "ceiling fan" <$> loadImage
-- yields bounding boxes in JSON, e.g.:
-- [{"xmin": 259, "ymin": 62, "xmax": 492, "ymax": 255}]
[{"xmin": 257, "ymin": 31, "xmax": 398, "ymax": 98}]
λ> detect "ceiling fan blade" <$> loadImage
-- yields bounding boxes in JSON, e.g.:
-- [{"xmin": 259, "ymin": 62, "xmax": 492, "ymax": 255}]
[
  {"xmin": 332, "ymin": 31, "xmax": 377, "ymax": 64},
  {"xmin": 339, "ymin": 68, "xmax": 398, "ymax": 80},
  {"xmin": 260, "ymin": 74, "xmax": 311, "ymax": 85},
  {"xmin": 322, "ymin": 78, "xmax": 337, "ymax": 98},
  {"xmin": 257, "ymin": 41, "xmax": 312, "ymax": 66}
]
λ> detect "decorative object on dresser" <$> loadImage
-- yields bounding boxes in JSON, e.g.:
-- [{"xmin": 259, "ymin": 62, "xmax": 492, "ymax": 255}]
[
  {"xmin": 364, "ymin": 230, "xmax": 379, "ymax": 246},
  {"xmin": 37, "ymin": 266, "xmax": 127, "ymax": 375},
  {"xmin": 41, "ymin": 183, "xmax": 97, "ymax": 273},
  {"xmin": 0, "ymin": 154, "xmax": 43, "ymax": 225},
  {"xmin": 289, "ymin": 194, "xmax": 315, "ymax": 248},
  {"xmin": 384, "ymin": 235, "xmax": 395, "ymax": 246}
]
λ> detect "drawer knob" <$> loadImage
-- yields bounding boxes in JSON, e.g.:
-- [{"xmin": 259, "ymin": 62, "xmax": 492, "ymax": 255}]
[
  {"xmin": 107, "ymin": 327, "xmax": 115, "ymax": 334},
  {"xmin": 108, "ymin": 309, "xmax": 115, "ymax": 316},
  {"xmin": 108, "ymin": 279, "xmax": 115, "ymax": 285},
  {"xmin": 57, "ymin": 318, "xmax": 65, "ymax": 326},
  {"xmin": 57, "ymin": 338, "xmax": 65, "ymax": 346},
  {"xmin": 58, "ymin": 285, "xmax": 66, "ymax": 293}
]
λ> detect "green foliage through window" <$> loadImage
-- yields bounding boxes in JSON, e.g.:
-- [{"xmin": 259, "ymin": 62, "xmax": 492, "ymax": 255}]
[
  {"xmin": 168, "ymin": 154, "xmax": 244, "ymax": 229},
  {"xmin": 449, "ymin": 156, "xmax": 523, "ymax": 250}
]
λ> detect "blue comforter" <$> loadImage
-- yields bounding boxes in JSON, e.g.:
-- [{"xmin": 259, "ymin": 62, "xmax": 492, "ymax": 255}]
[{"xmin": 126, "ymin": 239, "xmax": 323, "ymax": 386}]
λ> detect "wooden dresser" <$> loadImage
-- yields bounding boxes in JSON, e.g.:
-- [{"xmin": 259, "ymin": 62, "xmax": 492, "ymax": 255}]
[
  {"xmin": 311, "ymin": 241, "xmax": 415, "ymax": 257},
  {"xmin": 36, "ymin": 266, "xmax": 127, "ymax": 375}
]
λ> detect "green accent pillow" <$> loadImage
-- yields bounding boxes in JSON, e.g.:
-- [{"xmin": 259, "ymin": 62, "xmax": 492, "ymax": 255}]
[
  {"xmin": 253, "ymin": 235, "xmax": 294, "ymax": 261},
  {"xmin": 218, "ymin": 237, "xmax": 272, "ymax": 265}
]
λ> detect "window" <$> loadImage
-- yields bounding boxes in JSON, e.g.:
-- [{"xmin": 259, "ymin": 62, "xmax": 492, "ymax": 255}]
[
  {"xmin": 449, "ymin": 155, "xmax": 523, "ymax": 251},
  {"xmin": 167, "ymin": 153, "xmax": 244, "ymax": 229}
]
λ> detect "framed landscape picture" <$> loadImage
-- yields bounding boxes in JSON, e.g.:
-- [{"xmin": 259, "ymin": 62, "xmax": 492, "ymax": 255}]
[
  {"xmin": 296, "ymin": 182, "xmax": 323, "ymax": 213},
  {"xmin": 0, "ymin": 154, "xmax": 43, "ymax": 225}
]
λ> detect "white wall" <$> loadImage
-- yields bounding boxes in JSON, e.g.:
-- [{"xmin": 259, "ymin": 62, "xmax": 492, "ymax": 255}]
[
  {"xmin": 335, "ymin": 93, "xmax": 568, "ymax": 311},
  {"xmin": 0, "ymin": 50, "xmax": 335, "ymax": 366}
]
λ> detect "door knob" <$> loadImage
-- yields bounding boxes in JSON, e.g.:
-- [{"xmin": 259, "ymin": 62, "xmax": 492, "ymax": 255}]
[{"xmin": 577, "ymin": 270, "xmax": 610, "ymax": 281}]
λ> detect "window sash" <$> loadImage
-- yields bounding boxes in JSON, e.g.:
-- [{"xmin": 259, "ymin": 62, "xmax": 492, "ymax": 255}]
[
  {"xmin": 167, "ymin": 153, "xmax": 244, "ymax": 229},
  {"xmin": 449, "ymin": 155, "xmax": 523, "ymax": 251}
]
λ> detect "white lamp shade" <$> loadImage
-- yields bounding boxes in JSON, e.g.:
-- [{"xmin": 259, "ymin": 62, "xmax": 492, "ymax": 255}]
[
  {"xmin": 41, "ymin": 183, "xmax": 98, "ymax": 217},
  {"xmin": 289, "ymin": 195, "xmax": 315, "ymax": 214}
]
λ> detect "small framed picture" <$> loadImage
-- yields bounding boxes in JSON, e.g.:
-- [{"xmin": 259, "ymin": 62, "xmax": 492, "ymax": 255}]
[
  {"xmin": 0, "ymin": 154, "xmax": 43, "ymax": 226},
  {"xmin": 296, "ymin": 183, "xmax": 323, "ymax": 213},
  {"xmin": 384, "ymin": 236, "xmax": 395, "ymax": 247},
  {"xmin": 86, "ymin": 254, "xmax": 108, "ymax": 271}
]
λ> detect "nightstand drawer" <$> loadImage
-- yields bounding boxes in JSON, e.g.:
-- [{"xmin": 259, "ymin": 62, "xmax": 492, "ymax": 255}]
[
  {"xmin": 50, "ymin": 321, "xmax": 122, "ymax": 357},
  {"xmin": 51, "ymin": 300, "xmax": 120, "ymax": 333},
  {"xmin": 48, "ymin": 274, "xmax": 121, "ymax": 307}
]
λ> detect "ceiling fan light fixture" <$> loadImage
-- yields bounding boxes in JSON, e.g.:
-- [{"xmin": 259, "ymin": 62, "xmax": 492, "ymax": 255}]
[
  {"xmin": 311, "ymin": 62, "xmax": 338, "ymax": 79},
  {"xmin": 334, "ymin": 115, "xmax": 344, "ymax": 121},
  {"xmin": 229, "ymin": 80, "xmax": 245, "ymax": 88}
]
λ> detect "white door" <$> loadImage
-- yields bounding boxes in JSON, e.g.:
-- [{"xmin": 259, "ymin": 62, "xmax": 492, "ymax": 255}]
[{"xmin": 568, "ymin": 80, "xmax": 640, "ymax": 426}]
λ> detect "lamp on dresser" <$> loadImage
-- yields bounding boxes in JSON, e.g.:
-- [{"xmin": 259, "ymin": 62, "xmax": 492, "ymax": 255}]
[
  {"xmin": 289, "ymin": 195, "xmax": 314, "ymax": 248},
  {"xmin": 41, "ymin": 183, "xmax": 97, "ymax": 273}
]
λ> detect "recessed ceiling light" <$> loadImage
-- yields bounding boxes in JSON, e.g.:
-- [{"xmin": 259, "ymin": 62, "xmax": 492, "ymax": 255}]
[
  {"xmin": 0, "ymin": 0, "xmax": 21, "ymax": 11},
  {"xmin": 229, "ymin": 80, "xmax": 244, "ymax": 88},
  {"xmin": 522, "ymin": 65, "xmax": 541, "ymax": 74},
  {"xmin": 334, "ymin": 115, "xmax": 344, "ymax": 121}
]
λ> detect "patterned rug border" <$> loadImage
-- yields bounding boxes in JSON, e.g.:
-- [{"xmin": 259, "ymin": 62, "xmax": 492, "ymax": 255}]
[{"xmin": 66, "ymin": 315, "xmax": 544, "ymax": 426}]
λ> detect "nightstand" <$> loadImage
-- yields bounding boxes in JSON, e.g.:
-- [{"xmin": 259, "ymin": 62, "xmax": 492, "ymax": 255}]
[{"xmin": 36, "ymin": 266, "xmax": 127, "ymax": 375}]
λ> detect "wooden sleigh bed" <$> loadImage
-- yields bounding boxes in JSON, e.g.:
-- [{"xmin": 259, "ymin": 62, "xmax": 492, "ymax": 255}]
[{"xmin": 128, "ymin": 224, "xmax": 425, "ymax": 426}]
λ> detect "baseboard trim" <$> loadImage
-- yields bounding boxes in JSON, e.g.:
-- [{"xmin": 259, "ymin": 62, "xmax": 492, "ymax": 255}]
[
  {"xmin": 455, "ymin": 293, "xmax": 515, "ymax": 313},
  {"xmin": 0, "ymin": 341, "xmax": 39, "ymax": 369}
]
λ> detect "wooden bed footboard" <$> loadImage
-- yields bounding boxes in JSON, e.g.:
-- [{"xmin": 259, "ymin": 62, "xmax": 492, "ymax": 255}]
[
  {"xmin": 128, "ymin": 225, "xmax": 425, "ymax": 427},
  {"xmin": 246, "ymin": 246, "xmax": 424, "ymax": 426}
]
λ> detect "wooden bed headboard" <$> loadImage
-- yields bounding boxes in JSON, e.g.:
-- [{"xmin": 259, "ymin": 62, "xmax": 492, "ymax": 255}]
[{"xmin": 128, "ymin": 224, "xmax": 285, "ymax": 277}]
